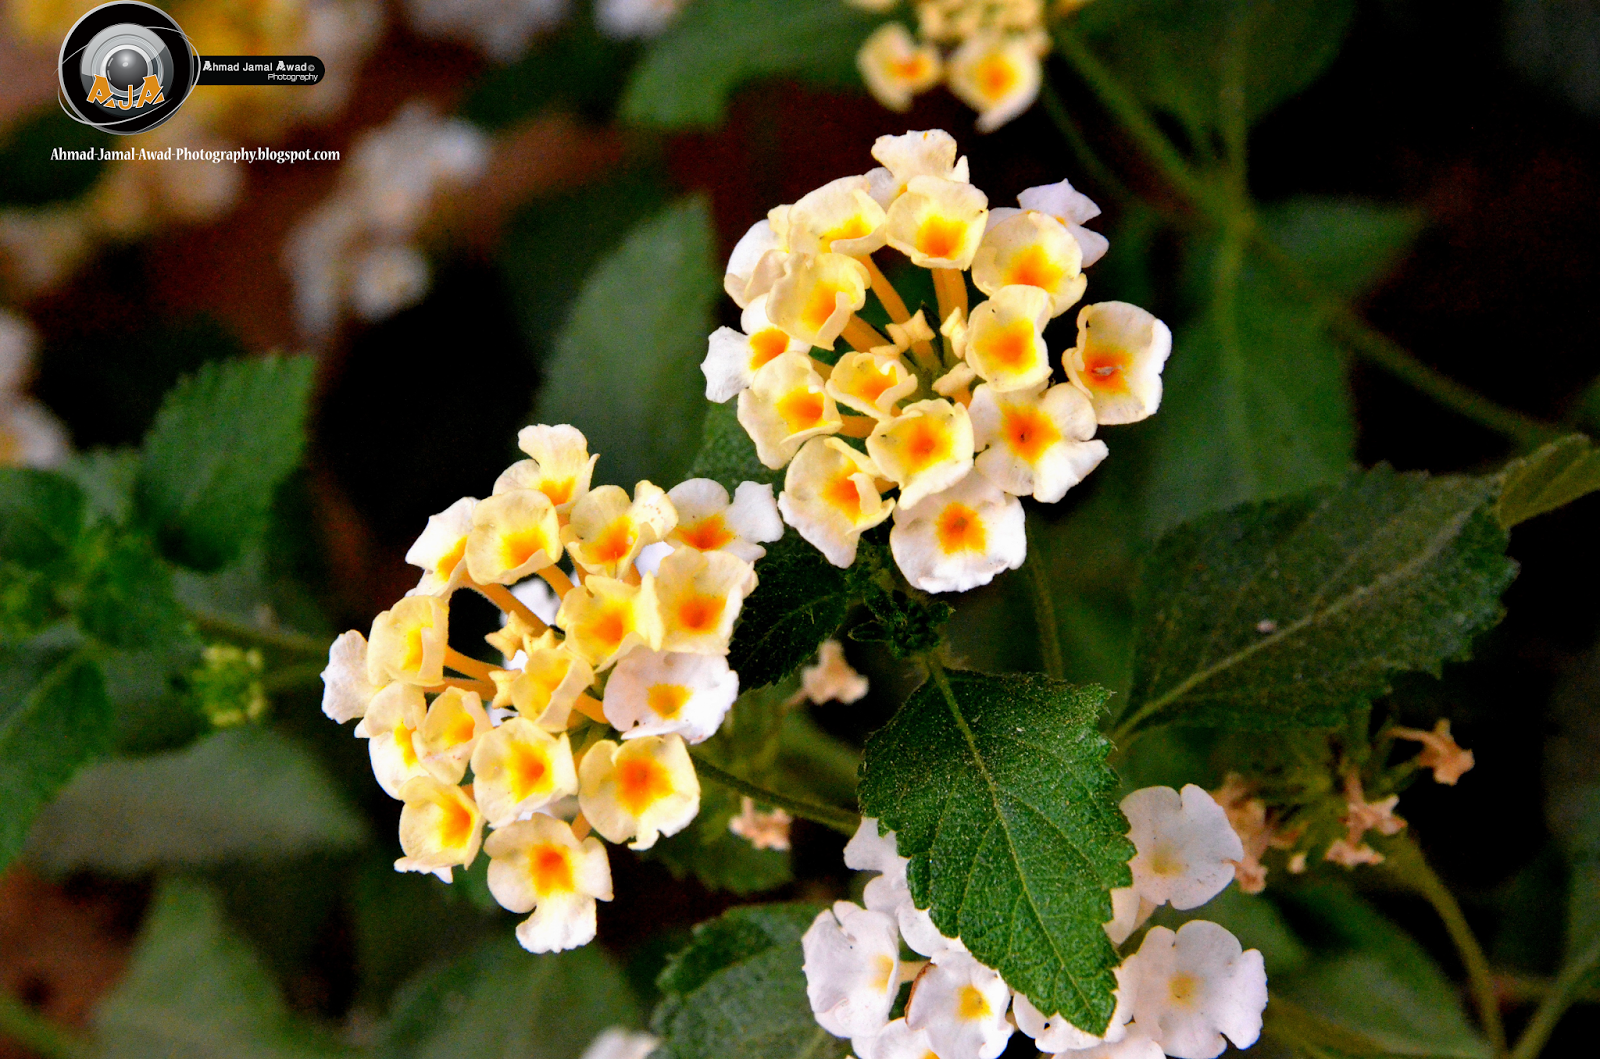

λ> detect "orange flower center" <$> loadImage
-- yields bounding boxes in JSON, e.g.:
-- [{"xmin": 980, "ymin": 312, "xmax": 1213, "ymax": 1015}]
[
  {"xmin": 503, "ymin": 526, "xmax": 553, "ymax": 569},
  {"xmin": 588, "ymin": 518, "xmax": 637, "ymax": 564},
  {"xmin": 616, "ymin": 756, "xmax": 673, "ymax": 815},
  {"xmin": 977, "ymin": 55, "xmax": 1019, "ymax": 100},
  {"xmin": 541, "ymin": 476, "xmax": 576, "ymax": 507},
  {"xmin": 936, "ymin": 503, "xmax": 986, "ymax": 554},
  {"xmin": 587, "ymin": 606, "xmax": 630, "ymax": 654},
  {"xmin": 676, "ymin": 593, "xmax": 726, "ymax": 634},
  {"xmin": 897, "ymin": 418, "xmax": 951, "ymax": 473},
  {"xmin": 916, "ymin": 215, "xmax": 967, "ymax": 260},
  {"xmin": 803, "ymin": 284, "xmax": 844, "ymax": 333},
  {"xmin": 435, "ymin": 536, "xmax": 467, "ymax": 579},
  {"xmin": 853, "ymin": 363, "xmax": 899, "ymax": 405},
  {"xmin": 437, "ymin": 794, "xmax": 475, "ymax": 849},
  {"xmin": 507, "ymin": 741, "xmax": 551, "ymax": 800},
  {"xmin": 891, "ymin": 55, "xmax": 929, "ymax": 81},
  {"xmin": 677, "ymin": 515, "xmax": 736, "ymax": 551},
  {"xmin": 825, "ymin": 473, "xmax": 864, "ymax": 518},
  {"xmin": 530, "ymin": 844, "xmax": 574, "ymax": 894},
  {"xmin": 776, "ymin": 388, "xmax": 826, "ymax": 434},
  {"xmin": 822, "ymin": 215, "xmax": 874, "ymax": 252},
  {"xmin": 1081, "ymin": 349, "xmax": 1129, "ymax": 393},
  {"xmin": 395, "ymin": 722, "xmax": 419, "ymax": 769},
  {"xmin": 958, "ymin": 984, "xmax": 992, "ymax": 1021},
  {"xmin": 748, "ymin": 328, "xmax": 790, "ymax": 369},
  {"xmin": 1006, "ymin": 243, "xmax": 1065, "ymax": 291},
  {"xmin": 1002, "ymin": 406, "xmax": 1061, "ymax": 463},
  {"xmin": 647, "ymin": 683, "xmax": 693, "ymax": 720},
  {"xmin": 980, "ymin": 321, "xmax": 1036, "ymax": 370}
]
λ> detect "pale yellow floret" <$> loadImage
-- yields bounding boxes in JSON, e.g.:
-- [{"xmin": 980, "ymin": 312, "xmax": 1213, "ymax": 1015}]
[
  {"xmin": 465, "ymin": 489, "xmax": 562, "ymax": 585},
  {"xmin": 416, "ymin": 686, "xmax": 491, "ymax": 784},
  {"xmin": 485, "ymin": 814, "xmax": 611, "ymax": 953},
  {"xmin": 868, "ymin": 130, "xmax": 971, "ymax": 206},
  {"xmin": 395, "ymin": 775, "xmax": 483, "ymax": 882},
  {"xmin": 701, "ymin": 294, "xmax": 810, "ymax": 403},
  {"xmin": 786, "ymin": 176, "xmax": 889, "ymax": 257},
  {"xmin": 857, "ymin": 23, "xmax": 943, "ymax": 113},
  {"xmin": 1064, "ymin": 300, "xmax": 1173, "ymax": 424},
  {"xmin": 355, "ymin": 682, "xmax": 430, "ymax": 798},
  {"xmin": 470, "ymin": 718, "xmax": 579, "ymax": 827},
  {"xmin": 509, "ymin": 424, "xmax": 599, "ymax": 512},
  {"xmin": 367, "ymin": 595, "xmax": 449, "ymax": 687},
  {"xmin": 947, "ymin": 31, "xmax": 1046, "ymax": 133},
  {"xmin": 565, "ymin": 481, "xmax": 677, "ymax": 579},
  {"xmin": 766, "ymin": 252, "xmax": 871, "ymax": 348},
  {"xmin": 917, "ymin": 0, "xmax": 1046, "ymax": 43},
  {"xmin": 866, "ymin": 398, "xmax": 976, "ymax": 509},
  {"xmin": 578, "ymin": 735, "xmax": 701, "ymax": 850},
  {"xmin": 964, "ymin": 284, "xmax": 1053, "ymax": 392},
  {"xmin": 886, "ymin": 309, "xmax": 937, "ymax": 351},
  {"xmin": 884, "ymin": 176, "xmax": 989, "ymax": 270},
  {"xmin": 971, "ymin": 211, "xmax": 1086, "ymax": 317},
  {"xmin": 654, "ymin": 547, "xmax": 758, "ymax": 654},
  {"xmin": 404, "ymin": 497, "xmax": 477, "ymax": 596},
  {"xmin": 737, "ymin": 351, "xmax": 843, "ymax": 469},
  {"xmin": 969, "ymin": 382, "xmax": 1107, "ymax": 502},
  {"xmin": 777, "ymin": 437, "xmax": 895, "ymax": 568},
  {"xmin": 487, "ymin": 630, "xmax": 594, "ymax": 729},
  {"xmin": 555, "ymin": 575, "xmax": 665, "ymax": 671},
  {"xmin": 826, "ymin": 351, "xmax": 919, "ymax": 420}
]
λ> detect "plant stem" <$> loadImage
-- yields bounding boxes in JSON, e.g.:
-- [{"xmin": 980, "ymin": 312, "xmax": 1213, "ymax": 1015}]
[
  {"xmin": 689, "ymin": 753, "xmax": 860, "ymax": 835},
  {"xmin": 1509, "ymin": 932, "xmax": 1600, "ymax": 1059},
  {"xmin": 261, "ymin": 660, "xmax": 326, "ymax": 692},
  {"xmin": 1381, "ymin": 835, "xmax": 1507, "ymax": 1056},
  {"xmin": 0, "ymin": 992, "xmax": 91, "ymax": 1059},
  {"xmin": 1023, "ymin": 518, "xmax": 1064, "ymax": 680},
  {"xmin": 188, "ymin": 607, "xmax": 328, "ymax": 657},
  {"xmin": 1036, "ymin": 80, "xmax": 1135, "ymax": 206}
]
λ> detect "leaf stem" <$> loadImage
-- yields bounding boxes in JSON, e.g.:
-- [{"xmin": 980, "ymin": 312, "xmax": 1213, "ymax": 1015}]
[
  {"xmin": 1509, "ymin": 932, "xmax": 1600, "ymax": 1059},
  {"xmin": 1024, "ymin": 517, "xmax": 1064, "ymax": 680},
  {"xmin": 0, "ymin": 992, "xmax": 91, "ymax": 1059},
  {"xmin": 688, "ymin": 752, "xmax": 860, "ymax": 835},
  {"xmin": 187, "ymin": 607, "xmax": 328, "ymax": 657},
  {"xmin": 1380, "ymin": 834, "xmax": 1507, "ymax": 1056},
  {"xmin": 260, "ymin": 660, "xmax": 326, "ymax": 692}
]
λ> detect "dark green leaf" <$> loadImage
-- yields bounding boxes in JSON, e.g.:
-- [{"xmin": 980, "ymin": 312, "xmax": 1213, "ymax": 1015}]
[
  {"xmin": 689, "ymin": 401, "xmax": 782, "ymax": 494},
  {"xmin": 1263, "ymin": 997, "xmax": 1471, "ymax": 1059},
  {"xmin": 649, "ymin": 783, "xmax": 794, "ymax": 895},
  {"xmin": 76, "ymin": 531, "xmax": 188, "ymax": 649},
  {"xmin": 1076, "ymin": 0, "xmax": 1356, "ymax": 134},
  {"xmin": 1143, "ymin": 199, "xmax": 1421, "ymax": 533},
  {"xmin": 0, "ymin": 467, "xmax": 86, "ymax": 570},
  {"xmin": 137, "ymin": 355, "xmax": 316, "ymax": 571},
  {"xmin": 459, "ymin": 17, "xmax": 639, "ymax": 127},
  {"xmin": 850, "ymin": 583, "xmax": 953, "ymax": 659},
  {"xmin": 1496, "ymin": 433, "xmax": 1600, "ymax": 529},
  {"xmin": 0, "ymin": 650, "xmax": 109, "ymax": 871},
  {"xmin": 0, "ymin": 562, "xmax": 58, "ymax": 642},
  {"xmin": 728, "ymin": 535, "xmax": 850, "ymax": 690},
  {"xmin": 381, "ymin": 937, "xmax": 637, "ymax": 1059},
  {"xmin": 621, "ymin": 0, "xmax": 875, "ymax": 128},
  {"xmin": 58, "ymin": 448, "xmax": 142, "ymax": 524},
  {"xmin": 1126, "ymin": 466, "xmax": 1517, "ymax": 732},
  {"xmin": 95, "ymin": 877, "xmax": 352, "ymax": 1059},
  {"xmin": 0, "ymin": 107, "xmax": 107, "ymax": 206},
  {"xmin": 652, "ymin": 903, "xmax": 848, "ymax": 1059},
  {"xmin": 859, "ymin": 669, "xmax": 1131, "ymax": 1033},
  {"xmin": 24, "ymin": 727, "xmax": 365, "ymax": 875},
  {"xmin": 534, "ymin": 196, "xmax": 718, "ymax": 489}
]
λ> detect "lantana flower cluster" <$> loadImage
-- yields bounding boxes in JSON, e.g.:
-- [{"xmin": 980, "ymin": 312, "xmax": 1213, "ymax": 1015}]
[
  {"xmin": 403, "ymin": 0, "xmax": 689, "ymax": 56},
  {"xmin": 804, "ymin": 784, "xmax": 1266, "ymax": 1059},
  {"xmin": 849, "ymin": 1, "xmax": 1092, "ymax": 130},
  {"xmin": 321, "ymin": 424, "xmax": 782, "ymax": 952},
  {"xmin": 708, "ymin": 129, "xmax": 1169, "ymax": 594}
]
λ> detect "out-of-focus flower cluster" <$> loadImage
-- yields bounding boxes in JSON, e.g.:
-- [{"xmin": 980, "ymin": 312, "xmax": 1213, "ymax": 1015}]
[
  {"xmin": 805, "ymin": 784, "xmax": 1266, "ymax": 1059},
  {"xmin": 848, "ymin": 1, "xmax": 1093, "ymax": 130},
  {"xmin": 708, "ymin": 129, "xmax": 1169, "ymax": 594},
  {"xmin": 284, "ymin": 103, "xmax": 488, "ymax": 337},
  {"xmin": 0, "ymin": 310, "xmax": 68, "ymax": 468},
  {"xmin": 402, "ymin": 0, "xmax": 690, "ymax": 57},
  {"xmin": 321, "ymin": 424, "xmax": 785, "ymax": 953}
]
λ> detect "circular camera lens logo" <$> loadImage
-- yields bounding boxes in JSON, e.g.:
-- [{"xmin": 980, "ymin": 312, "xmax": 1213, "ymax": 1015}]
[{"xmin": 58, "ymin": 1, "xmax": 197, "ymax": 135}]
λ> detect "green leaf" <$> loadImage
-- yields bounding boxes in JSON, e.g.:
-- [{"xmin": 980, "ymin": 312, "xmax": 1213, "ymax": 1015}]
[
  {"xmin": 95, "ymin": 877, "xmax": 352, "ymax": 1059},
  {"xmin": 0, "ymin": 467, "xmax": 86, "ymax": 571},
  {"xmin": 847, "ymin": 539, "xmax": 954, "ymax": 659},
  {"xmin": 727, "ymin": 535, "xmax": 850, "ymax": 690},
  {"xmin": 0, "ymin": 106, "xmax": 108, "ymax": 206},
  {"xmin": 649, "ymin": 783, "xmax": 794, "ymax": 895},
  {"xmin": 534, "ymin": 196, "xmax": 718, "ymax": 490},
  {"xmin": 689, "ymin": 401, "xmax": 782, "ymax": 493},
  {"xmin": 75, "ymin": 530, "xmax": 188, "ymax": 649},
  {"xmin": 1143, "ymin": 199, "xmax": 1421, "ymax": 534},
  {"xmin": 1495, "ymin": 433, "xmax": 1600, "ymax": 529},
  {"xmin": 381, "ymin": 938, "xmax": 638, "ymax": 1059},
  {"xmin": 858, "ymin": 669, "xmax": 1131, "ymax": 1033},
  {"xmin": 459, "ymin": 17, "xmax": 639, "ymax": 128},
  {"xmin": 0, "ymin": 650, "xmax": 110, "ymax": 871},
  {"xmin": 137, "ymin": 355, "xmax": 316, "ymax": 571},
  {"xmin": 1077, "ymin": 0, "xmax": 1356, "ymax": 135},
  {"xmin": 58, "ymin": 448, "xmax": 142, "ymax": 524},
  {"xmin": 652, "ymin": 903, "xmax": 848, "ymax": 1059},
  {"xmin": 23, "ymin": 727, "xmax": 365, "ymax": 875},
  {"xmin": 1125, "ymin": 466, "xmax": 1516, "ymax": 732},
  {"xmin": 621, "ymin": 0, "xmax": 874, "ymax": 128},
  {"xmin": 1263, "ymin": 997, "xmax": 1471, "ymax": 1059}
]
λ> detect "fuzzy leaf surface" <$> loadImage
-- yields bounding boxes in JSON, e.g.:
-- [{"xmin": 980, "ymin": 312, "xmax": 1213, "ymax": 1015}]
[
  {"xmin": 1127, "ymin": 467, "xmax": 1517, "ymax": 732},
  {"xmin": 859, "ymin": 670, "xmax": 1131, "ymax": 1034},
  {"xmin": 653, "ymin": 903, "xmax": 848, "ymax": 1059},
  {"xmin": 0, "ymin": 650, "xmax": 109, "ymax": 871},
  {"xmin": 137, "ymin": 355, "xmax": 315, "ymax": 571},
  {"xmin": 727, "ymin": 535, "xmax": 850, "ymax": 690},
  {"xmin": 536, "ymin": 195, "xmax": 717, "ymax": 490},
  {"xmin": 1496, "ymin": 433, "xmax": 1600, "ymax": 529},
  {"xmin": 0, "ymin": 467, "xmax": 85, "ymax": 571}
]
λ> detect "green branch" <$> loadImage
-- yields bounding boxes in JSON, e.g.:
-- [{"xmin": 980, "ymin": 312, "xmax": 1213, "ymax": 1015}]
[
  {"xmin": 188, "ymin": 607, "xmax": 328, "ymax": 658},
  {"xmin": 0, "ymin": 991, "xmax": 91, "ymax": 1059},
  {"xmin": 689, "ymin": 752, "xmax": 860, "ymax": 835},
  {"xmin": 1509, "ymin": 932, "xmax": 1600, "ymax": 1059},
  {"xmin": 1024, "ymin": 517, "xmax": 1065, "ymax": 680}
]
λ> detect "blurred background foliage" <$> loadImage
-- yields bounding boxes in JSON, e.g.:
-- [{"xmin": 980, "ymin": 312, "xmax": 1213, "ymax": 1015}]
[{"xmin": 1, "ymin": 0, "xmax": 1598, "ymax": 1057}]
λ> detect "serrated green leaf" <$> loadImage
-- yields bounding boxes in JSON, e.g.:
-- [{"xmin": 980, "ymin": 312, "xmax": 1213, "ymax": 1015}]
[
  {"xmin": 23, "ymin": 727, "xmax": 365, "ymax": 875},
  {"xmin": 76, "ymin": 530, "xmax": 188, "ymax": 649},
  {"xmin": 1126, "ymin": 467, "xmax": 1516, "ymax": 732},
  {"xmin": 728, "ymin": 535, "xmax": 851, "ymax": 690},
  {"xmin": 621, "ymin": 0, "xmax": 874, "ymax": 128},
  {"xmin": 1496, "ymin": 433, "xmax": 1600, "ymax": 529},
  {"xmin": 859, "ymin": 669, "xmax": 1131, "ymax": 1033},
  {"xmin": 95, "ymin": 877, "xmax": 352, "ymax": 1059},
  {"xmin": 534, "ymin": 196, "xmax": 717, "ymax": 490},
  {"xmin": 0, "ymin": 467, "xmax": 86, "ymax": 570},
  {"xmin": 137, "ymin": 355, "xmax": 315, "ymax": 571},
  {"xmin": 1077, "ymin": 0, "xmax": 1355, "ymax": 135},
  {"xmin": 0, "ymin": 650, "xmax": 109, "ymax": 871},
  {"xmin": 652, "ymin": 903, "xmax": 848, "ymax": 1059},
  {"xmin": 1144, "ymin": 199, "xmax": 1421, "ymax": 534},
  {"xmin": 381, "ymin": 937, "xmax": 637, "ymax": 1059}
]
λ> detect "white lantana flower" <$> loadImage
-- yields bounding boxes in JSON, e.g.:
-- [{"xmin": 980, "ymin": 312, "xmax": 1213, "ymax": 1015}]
[
  {"xmin": 1128, "ymin": 922, "xmax": 1267, "ymax": 1059},
  {"xmin": 485, "ymin": 814, "xmax": 612, "ymax": 953},
  {"xmin": 596, "ymin": 0, "xmax": 687, "ymax": 39},
  {"xmin": 355, "ymin": 683, "xmax": 430, "ymax": 798},
  {"xmin": 1012, "ymin": 960, "xmax": 1137, "ymax": 1053},
  {"xmin": 578, "ymin": 1027, "xmax": 661, "ymax": 1059},
  {"xmin": 905, "ymin": 950, "xmax": 1014, "ymax": 1059},
  {"xmin": 665, "ymin": 479, "xmax": 783, "ymax": 563},
  {"xmin": 946, "ymin": 32, "xmax": 1045, "ymax": 133},
  {"xmin": 405, "ymin": 497, "xmax": 477, "ymax": 596},
  {"xmin": 468, "ymin": 717, "xmax": 578, "ymax": 827},
  {"xmin": 1065, "ymin": 302, "xmax": 1173, "ymax": 426},
  {"xmin": 801, "ymin": 640, "xmax": 869, "ymax": 705},
  {"xmin": 778, "ymin": 437, "xmax": 895, "ymax": 567},
  {"xmin": 845, "ymin": 819, "xmax": 963, "ymax": 959},
  {"xmin": 889, "ymin": 470, "xmax": 1026, "ymax": 594},
  {"xmin": 853, "ymin": 1017, "xmax": 936, "ymax": 1059},
  {"xmin": 602, "ymin": 648, "xmax": 738, "ymax": 743},
  {"xmin": 1122, "ymin": 785, "xmax": 1244, "ymax": 911},
  {"xmin": 867, "ymin": 129, "xmax": 971, "ymax": 207},
  {"xmin": 1014, "ymin": 179, "xmax": 1110, "ymax": 268},
  {"xmin": 724, "ymin": 219, "xmax": 788, "ymax": 308},
  {"xmin": 320, "ymin": 630, "xmax": 379, "ymax": 722},
  {"xmin": 578, "ymin": 735, "xmax": 700, "ymax": 850},
  {"xmin": 968, "ymin": 381, "xmax": 1107, "ymax": 503},
  {"xmin": 0, "ymin": 400, "xmax": 69, "ymax": 469},
  {"xmin": 702, "ymin": 294, "xmax": 810, "ymax": 403},
  {"xmin": 802, "ymin": 901, "xmax": 902, "ymax": 1038}
]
